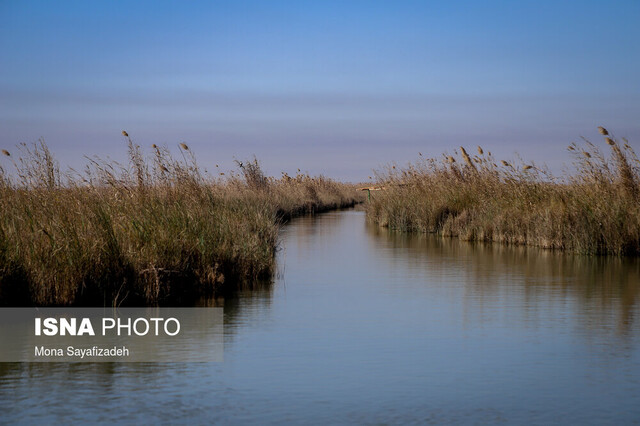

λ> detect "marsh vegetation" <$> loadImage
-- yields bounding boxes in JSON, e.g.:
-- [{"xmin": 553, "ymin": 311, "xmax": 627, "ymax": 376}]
[
  {"xmin": 367, "ymin": 128, "xmax": 640, "ymax": 255},
  {"xmin": 0, "ymin": 134, "xmax": 360, "ymax": 306}
]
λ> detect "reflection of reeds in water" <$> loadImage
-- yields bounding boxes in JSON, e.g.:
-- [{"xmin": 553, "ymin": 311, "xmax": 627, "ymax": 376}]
[
  {"xmin": 367, "ymin": 127, "xmax": 640, "ymax": 255},
  {"xmin": 0, "ymin": 135, "xmax": 362, "ymax": 306},
  {"xmin": 366, "ymin": 224, "xmax": 640, "ymax": 335}
]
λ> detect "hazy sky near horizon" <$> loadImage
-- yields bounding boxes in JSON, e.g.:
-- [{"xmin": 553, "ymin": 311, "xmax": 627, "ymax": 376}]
[{"xmin": 1, "ymin": 0, "xmax": 639, "ymax": 180}]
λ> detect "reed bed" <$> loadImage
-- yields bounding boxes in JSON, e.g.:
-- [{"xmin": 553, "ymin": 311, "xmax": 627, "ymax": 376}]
[
  {"xmin": 367, "ymin": 128, "xmax": 640, "ymax": 256},
  {"xmin": 0, "ymin": 135, "xmax": 360, "ymax": 306}
]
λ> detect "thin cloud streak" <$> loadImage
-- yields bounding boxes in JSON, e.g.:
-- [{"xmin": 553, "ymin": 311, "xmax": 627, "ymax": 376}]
[{"xmin": 1, "ymin": 89, "xmax": 638, "ymax": 181}]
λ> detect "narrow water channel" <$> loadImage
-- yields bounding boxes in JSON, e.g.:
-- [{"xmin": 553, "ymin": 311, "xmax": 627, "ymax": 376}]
[{"xmin": 1, "ymin": 209, "xmax": 639, "ymax": 424}]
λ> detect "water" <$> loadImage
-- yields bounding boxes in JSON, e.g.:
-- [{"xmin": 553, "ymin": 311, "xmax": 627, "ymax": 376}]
[{"xmin": 1, "ymin": 209, "xmax": 639, "ymax": 424}]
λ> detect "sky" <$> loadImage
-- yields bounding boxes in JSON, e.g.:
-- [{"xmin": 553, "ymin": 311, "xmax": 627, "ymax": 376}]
[{"xmin": 1, "ymin": 0, "xmax": 639, "ymax": 181}]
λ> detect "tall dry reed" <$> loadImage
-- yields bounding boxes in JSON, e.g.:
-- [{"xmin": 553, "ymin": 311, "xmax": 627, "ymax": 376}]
[
  {"xmin": 0, "ymin": 136, "xmax": 360, "ymax": 306},
  {"xmin": 367, "ymin": 128, "xmax": 640, "ymax": 255}
]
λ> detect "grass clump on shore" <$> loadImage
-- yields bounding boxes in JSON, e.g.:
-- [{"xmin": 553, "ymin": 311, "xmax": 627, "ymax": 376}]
[
  {"xmin": 0, "ymin": 134, "xmax": 360, "ymax": 306},
  {"xmin": 367, "ymin": 128, "xmax": 640, "ymax": 255}
]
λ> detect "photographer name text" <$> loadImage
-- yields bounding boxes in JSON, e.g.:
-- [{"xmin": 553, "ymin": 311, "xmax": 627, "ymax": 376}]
[{"xmin": 35, "ymin": 345, "xmax": 129, "ymax": 359}]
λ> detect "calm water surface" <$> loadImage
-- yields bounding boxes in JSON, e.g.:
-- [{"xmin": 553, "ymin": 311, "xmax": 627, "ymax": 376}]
[{"xmin": 1, "ymin": 209, "xmax": 639, "ymax": 424}]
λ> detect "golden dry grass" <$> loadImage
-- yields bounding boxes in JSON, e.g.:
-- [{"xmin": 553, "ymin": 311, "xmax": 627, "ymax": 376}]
[
  {"xmin": 0, "ymin": 137, "xmax": 361, "ymax": 306},
  {"xmin": 367, "ymin": 128, "xmax": 640, "ymax": 255}
]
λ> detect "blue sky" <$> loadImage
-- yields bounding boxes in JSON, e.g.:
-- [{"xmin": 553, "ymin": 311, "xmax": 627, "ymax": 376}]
[{"xmin": 1, "ymin": 0, "xmax": 639, "ymax": 180}]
